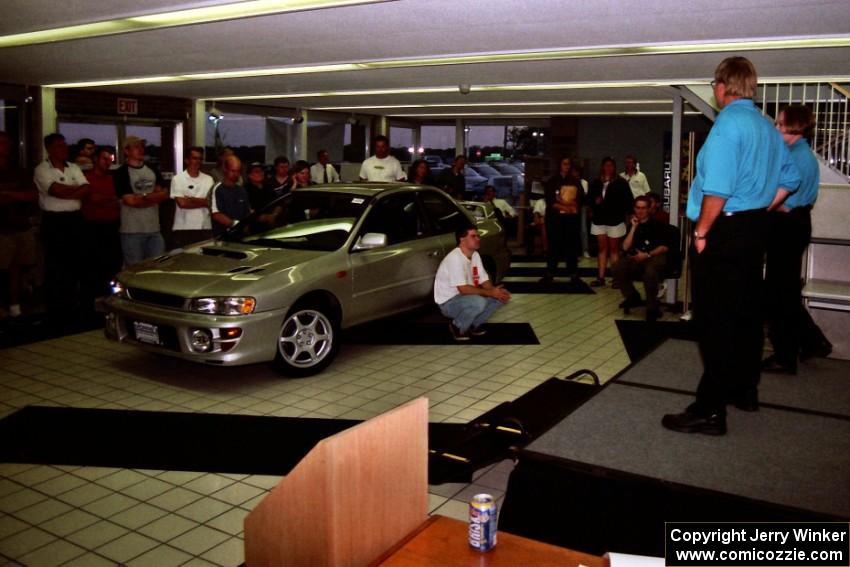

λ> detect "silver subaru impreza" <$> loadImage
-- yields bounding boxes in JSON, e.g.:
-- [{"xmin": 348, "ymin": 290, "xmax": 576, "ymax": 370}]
[{"xmin": 102, "ymin": 184, "xmax": 510, "ymax": 377}]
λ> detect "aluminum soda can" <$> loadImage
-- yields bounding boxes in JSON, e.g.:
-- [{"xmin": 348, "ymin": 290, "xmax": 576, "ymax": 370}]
[{"xmin": 468, "ymin": 493, "xmax": 498, "ymax": 551}]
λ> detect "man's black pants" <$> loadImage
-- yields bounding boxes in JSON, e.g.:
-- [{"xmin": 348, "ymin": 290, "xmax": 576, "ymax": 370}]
[
  {"xmin": 545, "ymin": 214, "xmax": 580, "ymax": 276},
  {"xmin": 692, "ymin": 210, "xmax": 768, "ymax": 415},
  {"xmin": 764, "ymin": 207, "xmax": 811, "ymax": 366},
  {"xmin": 42, "ymin": 211, "xmax": 84, "ymax": 328}
]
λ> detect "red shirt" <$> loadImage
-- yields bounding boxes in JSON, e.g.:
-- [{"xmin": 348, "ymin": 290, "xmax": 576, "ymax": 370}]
[{"xmin": 82, "ymin": 171, "xmax": 120, "ymax": 222}]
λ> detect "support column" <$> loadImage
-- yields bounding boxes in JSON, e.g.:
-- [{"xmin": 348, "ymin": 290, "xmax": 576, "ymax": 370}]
[
  {"xmin": 374, "ymin": 116, "xmax": 388, "ymax": 138},
  {"xmin": 295, "ymin": 109, "xmax": 309, "ymax": 161},
  {"xmin": 35, "ymin": 87, "xmax": 57, "ymax": 162},
  {"xmin": 413, "ymin": 125, "xmax": 422, "ymax": 154},
  {"xmin": 455, "ymin": 119, "xmax": 464, "ymax": 158},
  {"xmin": 190, "ymin": 100, "xmax": 206, "ymax": 151},
  {"xmin": 666, "ymin": 93, "xmax": 683, "ymax": 306}
]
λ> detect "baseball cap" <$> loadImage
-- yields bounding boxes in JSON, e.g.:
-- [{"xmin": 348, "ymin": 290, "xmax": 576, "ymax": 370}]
[
  {"xmin": 124, "ymin": 135, "xmax": 146, "ymax": 148},
  {"xmin": 247, "ymin": 162, "xmax": 265, "ymax": 173}
]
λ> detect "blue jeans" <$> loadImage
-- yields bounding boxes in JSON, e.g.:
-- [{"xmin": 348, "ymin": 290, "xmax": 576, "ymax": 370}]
[
  {"xmin": 121, "ymin": 232, "xmax": 165, "ymax": 267},
  {"xmin": 439, "ymin": 294, "xmax": 503, "ymax": 333}
]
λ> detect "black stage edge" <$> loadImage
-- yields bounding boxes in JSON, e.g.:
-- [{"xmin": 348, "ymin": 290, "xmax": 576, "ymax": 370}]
[
  {"xmin": 0, "ymin": 374, "xmax": 601, "ymax": 484},
  {"xmin": 615, "ymin": 319, "xmax": 698, "ymax": 361},
  {"xmin": 344, "ymin": 321, "xmax": 538, "ymax": 345},
  {"xmin": 498, "ymin": 339, "xmax": 850, "ymax": 557}
]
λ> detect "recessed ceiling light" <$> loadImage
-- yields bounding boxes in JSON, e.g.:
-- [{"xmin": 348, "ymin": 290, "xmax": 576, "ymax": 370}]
[{"xmin": 0, "ymin": 0, "xmax": 389, "ymax": 48}]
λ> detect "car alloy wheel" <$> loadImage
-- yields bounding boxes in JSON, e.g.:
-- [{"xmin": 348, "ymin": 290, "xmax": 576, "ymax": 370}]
[{"xmin": 277, "ymin": 309, "xmax": 335, "ymax": 370}]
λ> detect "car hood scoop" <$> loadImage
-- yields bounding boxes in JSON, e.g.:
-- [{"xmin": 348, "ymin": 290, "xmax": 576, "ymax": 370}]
[{"xmin": 202, "ymin": 247, "xmax": 249, "ymax": 260}]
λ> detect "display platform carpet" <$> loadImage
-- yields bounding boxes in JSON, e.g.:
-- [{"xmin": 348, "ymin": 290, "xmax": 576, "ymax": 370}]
[
  {"xmin": 618, "ymin": 338, "xmax": 850, "ymax": 419},
  {"xmin": 499, "ymin": 337, "xmax": 850, "ymax": 556},
  {"xmin": 615, "ymin": 319, "xmax": 699, "ymax": 361}
]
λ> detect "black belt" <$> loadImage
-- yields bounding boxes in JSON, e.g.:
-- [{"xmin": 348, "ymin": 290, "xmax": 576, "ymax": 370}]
[
  {"xmin": 721, "ymin": 208, "xmax": 767, "ymax": 217},
  {"xmin": 790, "ymin": 204, "xmax": 813, "ymax": 212}
]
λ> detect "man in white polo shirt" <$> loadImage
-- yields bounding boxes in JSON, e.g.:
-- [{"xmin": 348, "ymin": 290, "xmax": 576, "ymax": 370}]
[
  {"xmin": 620, "ymin": 154, "xmax": 651, "ymax": 199},
  {"xmin": 359, "ymin": 135, "xmax": 406, "ymax": 183},
  {"xmin": 171, "ymin": 146, "xmax": 214, "ymax": 249},
  {"xmin": 434, "ymin": 225, "xmax": 511, "ymax": 341},
  {"xmin": 33, "ymin": 133, "xmax": 91, "ymax": 328}
]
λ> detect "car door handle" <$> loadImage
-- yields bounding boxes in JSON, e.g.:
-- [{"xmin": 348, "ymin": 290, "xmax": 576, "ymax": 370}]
[{"xmin": 427, "ymin": 250, "xmax": 442, "ymax": 257}]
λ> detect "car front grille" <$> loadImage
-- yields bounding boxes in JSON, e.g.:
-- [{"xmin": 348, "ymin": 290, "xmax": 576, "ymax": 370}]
[{"xmin": 127, "ymin": 288, "xmax": 186, "ymax": 309}]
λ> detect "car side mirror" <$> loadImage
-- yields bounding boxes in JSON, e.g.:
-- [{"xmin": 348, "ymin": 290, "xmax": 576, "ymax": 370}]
[{"xmin": 353, "ymin": 232, "xmax": 388, "ymax": 250}]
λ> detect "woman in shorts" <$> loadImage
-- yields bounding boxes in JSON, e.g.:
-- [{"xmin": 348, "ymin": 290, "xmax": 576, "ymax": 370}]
[{"xmin": 586, "ymin": 157, "xmax": 633, "ymax": 286}]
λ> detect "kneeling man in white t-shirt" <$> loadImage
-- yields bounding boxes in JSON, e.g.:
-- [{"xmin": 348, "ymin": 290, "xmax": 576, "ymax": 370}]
[{"xmin": 434, "ymin": 226, "xmax": 511, "ymax": 341}]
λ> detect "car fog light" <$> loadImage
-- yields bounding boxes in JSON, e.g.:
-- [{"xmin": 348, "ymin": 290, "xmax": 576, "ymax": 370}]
[
  {"xmin": 221, "ymin": 328, "xmax": 242, "ymax": 339},
  {"xmin": 190, "ymin": 328, "xmax": 214, "ymax": 353}
]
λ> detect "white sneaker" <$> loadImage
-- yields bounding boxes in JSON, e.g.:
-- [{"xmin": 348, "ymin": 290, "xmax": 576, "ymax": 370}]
[{"xmin": 656, "ymin": 283, "xmax": 667, "ymax": 300}]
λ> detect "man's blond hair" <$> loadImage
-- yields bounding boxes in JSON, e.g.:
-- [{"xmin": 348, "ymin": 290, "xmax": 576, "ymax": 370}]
[{"xmin": 714, "ymin": 56, "xmax": 758, "ymax": 98}]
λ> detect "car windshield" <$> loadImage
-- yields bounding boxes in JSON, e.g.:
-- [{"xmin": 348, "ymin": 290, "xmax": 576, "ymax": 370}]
[
  {"xmin": 222, "ymin": 190, "xmax": 372, "ymax": 251},
  {"xmin": 473, "ymin": 164, "xmax": 500, "ymax": 176},
  {"xmin": 494, "ymin": 164, "xmax": 522, "ymax": 174}
]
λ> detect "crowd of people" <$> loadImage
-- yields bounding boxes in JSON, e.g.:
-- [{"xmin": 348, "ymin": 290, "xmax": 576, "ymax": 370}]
[{"xmin": 0, "ymin": 67, "xmax": 834, "ymax": 387}]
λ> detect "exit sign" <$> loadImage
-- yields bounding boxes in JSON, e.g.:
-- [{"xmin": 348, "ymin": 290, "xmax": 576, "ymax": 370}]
[{"xmin": 117, "ymin": 98, "xmax": 138, "ymax": 115}]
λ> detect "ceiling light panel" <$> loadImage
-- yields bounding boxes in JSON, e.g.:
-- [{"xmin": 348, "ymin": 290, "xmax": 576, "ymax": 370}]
[{"xmin": 0, "ymin": 1, "xmax": 389, "ymax": 48}]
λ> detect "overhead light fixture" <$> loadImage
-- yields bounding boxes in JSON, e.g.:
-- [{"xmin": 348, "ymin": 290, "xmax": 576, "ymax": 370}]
[
  {"xmin": 0, "ymin": 0, "xmax": 390, "ymax": 48},
  {"xmin": 389, "ymin": 111, "xmax": 703, "ymax": 117},
  {"xmin": 310, "ymin": 99, "xmax": 672, "ymax": 111},
  {"xmin": 45, "ymin": 35, "xmax": 850, "ymax": 89}
]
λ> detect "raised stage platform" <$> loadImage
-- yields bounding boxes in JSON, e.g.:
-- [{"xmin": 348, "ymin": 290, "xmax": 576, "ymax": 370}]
[{"xmin": 499, "ymin": 338, "xmax": 850, "ymax": 557}]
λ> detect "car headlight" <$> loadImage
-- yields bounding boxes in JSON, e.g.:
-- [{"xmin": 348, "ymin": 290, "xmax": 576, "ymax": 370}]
[
  {"xmin": 109, "ymin": 280, "xmax": 127, "ymax": 298},
  {"xmin": 188, "ymin": 297, "xmax": 256, "ymax": 315}
]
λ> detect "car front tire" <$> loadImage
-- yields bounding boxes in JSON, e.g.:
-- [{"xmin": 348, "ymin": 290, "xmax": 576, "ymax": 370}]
[{"xmin": 273, "ymin": 304, "xmax": 340, "ymax": 377}]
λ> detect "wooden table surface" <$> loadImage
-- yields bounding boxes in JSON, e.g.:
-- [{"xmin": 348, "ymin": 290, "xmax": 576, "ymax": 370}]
[{"xmin": 373, "ymin": 515, "xmax": 609, "ymax": 567}]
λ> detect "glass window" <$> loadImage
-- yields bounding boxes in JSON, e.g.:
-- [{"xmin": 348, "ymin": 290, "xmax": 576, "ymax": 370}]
[
  {"xmin": 389, "ymin": 126, "xmax": 415, "ymax": 161},
  {"xmin": 206, "ymin": 112, "xmax": 266, "ymax": 165},
  {"xmin": 418, "ymin": 190, "xmax": 469, "ymax": 235},
  {"xmin": 359, "ymin": 193, "xmax": 424, "ymax": 245},
  {"xmin": 421, "ymin": 125, "xmax": 455, "ymax": 163}
]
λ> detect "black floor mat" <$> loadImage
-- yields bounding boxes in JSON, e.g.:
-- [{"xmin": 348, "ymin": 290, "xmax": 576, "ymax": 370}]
[
  {"xmin": 0, "ymin": 374, "xmax": 601, "ymax": 483},
  {"xmin": 0, "ymin": 406, "xmax": 463, "ymax": 478},
  {"xmin": 615, "ymin": 319, "xmax": 699, "ymax": 362},
  {"xmin": 344, "ymin": 321, "xmax": 539, "ymax": 345},
  {"xmin": 502, "ymin": 278, "xmax": 594, "ymax": 294}
]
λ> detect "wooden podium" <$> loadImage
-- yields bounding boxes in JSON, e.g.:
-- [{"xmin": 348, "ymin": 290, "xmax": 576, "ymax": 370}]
[{"xmin": 244, "ymin": 398, "xmax": 429, "ymax": 567}]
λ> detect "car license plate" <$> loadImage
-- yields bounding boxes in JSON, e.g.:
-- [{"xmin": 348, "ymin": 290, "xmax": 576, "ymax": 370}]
[{"xmin": 133, "ymin": 321, "xmax": 160, "ymax": 345}]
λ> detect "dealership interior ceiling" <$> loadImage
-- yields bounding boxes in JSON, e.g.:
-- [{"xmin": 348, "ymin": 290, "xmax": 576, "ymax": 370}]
[{"xmin": 2, "ymin": 0, "xmax": 850, "ymax": 120}]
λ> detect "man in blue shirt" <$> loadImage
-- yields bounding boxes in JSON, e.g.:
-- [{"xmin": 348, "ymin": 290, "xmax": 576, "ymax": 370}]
[
  {"xmin": 663, "ymin": 57, "xmax": 801, "ymax": 436},
  {"xmin": 762, "ymin": 105, "xmax": 831, "ymax": 374}
]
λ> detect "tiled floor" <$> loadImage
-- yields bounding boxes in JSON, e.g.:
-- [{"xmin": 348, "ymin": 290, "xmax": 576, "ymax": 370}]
[{"xmin": 0, "ymin": 262, "xmax": 673, "ymax": 566}]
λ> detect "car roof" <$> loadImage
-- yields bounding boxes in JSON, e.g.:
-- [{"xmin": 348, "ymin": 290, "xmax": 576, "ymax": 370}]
[
  {"xmin": 302, "ymin": 182, "xmax": 413, "ymax": 196},
  {"xmin": 306, "ymin": 183, "xmax": 443, "ymax": 197}
]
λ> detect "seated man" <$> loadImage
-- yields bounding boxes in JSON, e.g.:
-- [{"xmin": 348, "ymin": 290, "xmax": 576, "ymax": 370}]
[
  {"xmin": 481, "ymin": 184, "xmax": 517, "ymax": 238},
  {"xmin": 525, "ymin": 198, "xmax": 547, "ymax": 255},
  {"xmin": 611, "ymin": 195, "xmax": 670, "ymax": 321},
  {"xmin": 434, "ymin": 225, "xmax": 511, "ymax": 341}
]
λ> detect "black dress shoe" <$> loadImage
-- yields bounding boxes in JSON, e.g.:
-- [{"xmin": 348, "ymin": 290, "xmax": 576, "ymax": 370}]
[
  {"xmin": 730, "ymin": 389, "xmax": 759, "ymax": 412},
  {"xmin": 800, "ymin": 341, "xmax": 832, "ymax": 362},
  {"xmin": 618, "ymin": 295, "xmax": 645, "ymax": 309},
  {"xmin": 761, "ymin": 354, "xmax": 797, "ymax": 375},
  {"xmin": 646, "ymin": 307, "xmax": 662, "ymax": 322},
  {"xmin": 661, "ymin": 409, "xmax": 727, "ymax": 435}
]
